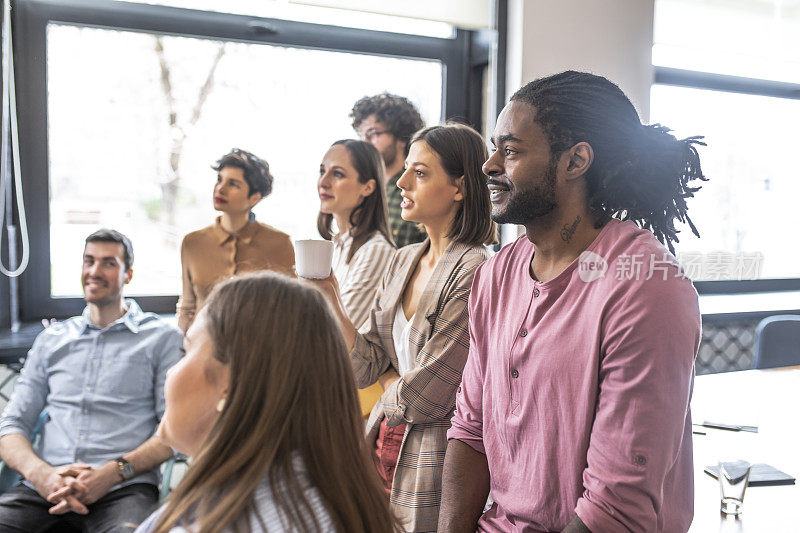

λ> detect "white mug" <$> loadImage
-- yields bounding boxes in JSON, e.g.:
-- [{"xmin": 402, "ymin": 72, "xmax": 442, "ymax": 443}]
[{"xmin": 294, "ymin": 239, "xmax": 334, "ymax": 279}]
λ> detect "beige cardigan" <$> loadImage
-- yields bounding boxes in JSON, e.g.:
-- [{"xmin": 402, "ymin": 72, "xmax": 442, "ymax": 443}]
[{"xmin": 177, "ymin": 217, "xmax": 295, "ymax": 331}]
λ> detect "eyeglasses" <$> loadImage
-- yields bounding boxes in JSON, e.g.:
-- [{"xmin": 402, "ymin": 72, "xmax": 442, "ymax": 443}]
[{"xmin": 361, "ymin": 130, "xmax": 391, "ymax": 142}]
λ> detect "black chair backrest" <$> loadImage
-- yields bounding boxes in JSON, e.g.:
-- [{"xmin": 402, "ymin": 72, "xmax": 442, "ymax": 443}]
[{"xmin": 752, "ymin": 315, "xmax": 800, "ymax": 369}]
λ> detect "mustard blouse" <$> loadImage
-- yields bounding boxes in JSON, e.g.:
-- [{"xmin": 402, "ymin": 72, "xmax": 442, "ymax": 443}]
[{"xmin": 178, "ymin": 217, "xmax": 295, "ymax": 331}]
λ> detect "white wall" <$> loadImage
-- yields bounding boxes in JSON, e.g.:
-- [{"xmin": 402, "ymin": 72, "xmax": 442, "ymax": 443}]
[
  {"xmin": 294, "ymin": 0, "xmax": 490, "ymax": 29},
  {"xmin": 505, "ymin": 0, "xmax": 655, "ymax": 121},
  {"xmin": 499, "ymin": 0, "xmax": 655, "ymax": 243}
]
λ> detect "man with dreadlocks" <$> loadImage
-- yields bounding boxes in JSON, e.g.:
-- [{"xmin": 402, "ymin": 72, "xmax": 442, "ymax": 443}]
[{"xmin": 439, "ymin": 71, "xmax": 706, "ymax": 533}]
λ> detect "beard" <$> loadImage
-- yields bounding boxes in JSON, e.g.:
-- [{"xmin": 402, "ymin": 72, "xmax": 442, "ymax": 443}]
[
  {"xmin": 381, "ymin": 142, "xmax": 399, "ymax": 169},
  {"xmin": 491, "ymin": 157, "xmax": 558, "ymax": 225}
]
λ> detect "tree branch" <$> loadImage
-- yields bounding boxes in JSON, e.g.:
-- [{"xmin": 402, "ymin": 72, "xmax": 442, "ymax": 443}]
[
  {"xmin": 153, "ymin": 36, "xmax": 177, "ymax": 128},
  {"xmin": 188, "ymin": 44, "xmax": 226, "ymax": 127}
]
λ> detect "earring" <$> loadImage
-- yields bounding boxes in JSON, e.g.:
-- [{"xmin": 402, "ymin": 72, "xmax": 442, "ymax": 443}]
[{"xmin": 216, "ymin": 398, "xmax": 226, "ymax": 412}]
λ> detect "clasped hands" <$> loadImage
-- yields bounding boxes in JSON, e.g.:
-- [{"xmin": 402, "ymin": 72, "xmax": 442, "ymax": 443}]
[{"xmin": 37, "ymin": 461, "xmax": 119, "ymax": 515}]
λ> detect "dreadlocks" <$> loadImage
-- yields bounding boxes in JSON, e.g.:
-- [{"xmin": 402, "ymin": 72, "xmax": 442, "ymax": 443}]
[{"xmin": 511, "ymin": 71, "xmax": 706, "ymax": 253}]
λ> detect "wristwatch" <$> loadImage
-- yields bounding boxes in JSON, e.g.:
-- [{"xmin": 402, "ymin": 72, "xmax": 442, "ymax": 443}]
[{"xmin": 115, "ymin": 457, "xmax": 135, "ymax": 481}]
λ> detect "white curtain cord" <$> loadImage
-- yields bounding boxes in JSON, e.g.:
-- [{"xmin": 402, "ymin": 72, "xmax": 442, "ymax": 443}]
[{"xmin": 0, "ymin": 0, "xmax": 30, "ymax": 278}]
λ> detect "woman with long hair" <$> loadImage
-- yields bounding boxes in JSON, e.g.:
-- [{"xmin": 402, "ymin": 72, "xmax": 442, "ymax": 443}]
[
  {"xmin": 310, "ymin": 123, "xmax": 498, "ymax": 531},
  {"xmin": 136, "ymin": 272, "xmax": 398, "ymax": 533},
  {"xmin": 317, "ymin": 139, "xmax": 395, "ymax": 417},
  {"xmin": 177, "ymin": 148, "xmax": 295, "ymax": 332}
]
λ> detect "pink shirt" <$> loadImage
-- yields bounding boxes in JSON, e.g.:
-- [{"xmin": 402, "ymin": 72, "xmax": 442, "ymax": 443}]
[{"xmin": 448, "ymin": 219, "xmax": 699, "ymax": 532}]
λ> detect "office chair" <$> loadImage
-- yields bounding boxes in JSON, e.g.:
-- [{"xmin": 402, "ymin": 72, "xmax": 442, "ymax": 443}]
[{"xmin": 752, "ymin": 314, "xmax": 800, "ymax": 369}]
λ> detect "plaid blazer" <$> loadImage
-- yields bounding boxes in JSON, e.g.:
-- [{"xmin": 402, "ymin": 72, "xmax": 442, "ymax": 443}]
[{"xmin": 350, "ymin": 239, "xmax": 490, "ymax": 532}]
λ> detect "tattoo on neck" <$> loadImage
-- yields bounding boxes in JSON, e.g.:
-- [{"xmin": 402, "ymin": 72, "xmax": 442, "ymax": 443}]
[{"xmin": 560, "ymin": 216, "xmax": 582, "ymax": 243}]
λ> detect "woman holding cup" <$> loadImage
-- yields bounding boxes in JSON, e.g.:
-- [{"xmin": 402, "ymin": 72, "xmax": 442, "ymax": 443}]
[
  {"xmin": 317, "ymin": 140, "xmax": 395, "ymax": 417},
  {"xmin": 308, "ymin": 124, "xmax": 497, "ymax": 531}
]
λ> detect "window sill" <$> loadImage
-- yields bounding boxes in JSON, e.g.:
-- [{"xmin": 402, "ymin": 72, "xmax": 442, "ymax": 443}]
[{"xmin": 699, "ymin": 291, "xmax": 800, "ymax": 316}]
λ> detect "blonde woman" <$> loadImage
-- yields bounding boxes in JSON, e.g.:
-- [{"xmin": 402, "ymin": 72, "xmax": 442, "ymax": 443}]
[
  {"xmin": 311, "ymin": 124, "xmax": 498, "ymax": 531},
  {"xmin": 135, "ymin": 273, "xmax": 398, "ymax": 533},
  {"xmin": 318, "ymin": 139, "xmax": 395, "ymax": 417}
]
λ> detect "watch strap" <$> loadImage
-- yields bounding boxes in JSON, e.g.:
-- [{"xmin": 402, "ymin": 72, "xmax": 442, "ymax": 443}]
[{"xmin": 115, "ymin": 457, "xmax": 135, "ymax": 481}]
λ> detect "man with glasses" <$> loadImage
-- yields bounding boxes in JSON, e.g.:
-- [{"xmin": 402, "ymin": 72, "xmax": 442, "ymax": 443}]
[{"xmin": 351, "ymin": 93, "xmax": 426, "ymax": 248}]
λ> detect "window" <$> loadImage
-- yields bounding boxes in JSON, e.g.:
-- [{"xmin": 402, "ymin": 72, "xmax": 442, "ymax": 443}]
[
  {"xmin": 111, "ymin": 0, "xmax": 456, "ymax": 38},
  {"xmin": 47, "ymin": 25, "xmax": 442, "ymax": 297},
  {"xmin": 651, "ymin": 0, "xmax": 800, "ymax": 292},
  {"xmin": 17, "ymin": 0, "xmax": 489, "ymax": 318},
  {"xmin": 653, "ymin": 0, "xmax": 800, "ymax": 84},
  {"xmin": 650, "ymin": 85, "xmax": 800, "ymax": 281}
]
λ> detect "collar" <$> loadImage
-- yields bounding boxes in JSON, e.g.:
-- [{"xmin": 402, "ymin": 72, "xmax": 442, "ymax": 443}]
[
  {"xmin": 212, "ymin": 216, "xmax": 257, "ymax": 246},
  {"xmin": 332, "ymin": 230, "xmax": 352, "ymax": 247},
  {"xmin": 388, "ymin": 169, "xmax": 404, "ymax": 185},
  {"xmin": 79, "ymin": 299, "xmax": 144, "ymax": 334},
  {"xmin": 383, "ymin": 238, "xmax": 475, "ymax": 320}
]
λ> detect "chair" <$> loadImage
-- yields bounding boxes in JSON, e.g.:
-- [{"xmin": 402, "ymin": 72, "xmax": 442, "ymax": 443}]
[
  {"xmin": 752, "ymin": 315, "xmax": 800, "ymax": 369},
  {"xmin": 0, "ymin": 410, "xmax": 49, "ymax": 493},
  {"xmin": 159, "ymin": 454, "xmax": 187, "ymax": 503}
]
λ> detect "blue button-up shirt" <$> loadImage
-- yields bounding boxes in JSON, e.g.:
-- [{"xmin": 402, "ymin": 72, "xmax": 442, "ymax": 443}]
[{"xmin": 0, "ymin": 300, "xmax": 183, "ymax": 489}]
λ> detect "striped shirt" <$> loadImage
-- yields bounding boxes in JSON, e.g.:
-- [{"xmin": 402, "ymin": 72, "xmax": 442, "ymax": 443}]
[
  {"xmin": 333, "ymin": 230, "xmax": 395, "ymax": 418},
  {"xmin": 332, "ymin": 230, "xmax": 395, "ymax": 330},
  {"xmin": 134, "ymin": 455, "xmax": 334, "ymax": 532}
]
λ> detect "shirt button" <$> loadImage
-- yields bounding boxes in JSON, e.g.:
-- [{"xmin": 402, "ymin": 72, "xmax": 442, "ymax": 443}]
[
  {"xmin": 520, "ymin": 328, "xmax": 528, "ymax": 337},
  {"xmin": 511, "ymin": 369, "xmax": 519, "ymax": 379},
  {"xmin": 533, "ymin": 288, "xmax": 540, "ymax": 297}
]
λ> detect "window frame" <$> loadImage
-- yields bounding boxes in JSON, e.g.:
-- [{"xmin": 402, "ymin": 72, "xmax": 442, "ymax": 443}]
[
  {"xmin": 653, "ymin": 65, "xmax": 800, "ymax": 295},
  {"xmin": 14, "ymin": 0, "xmax": 492, "ymax": 319}
]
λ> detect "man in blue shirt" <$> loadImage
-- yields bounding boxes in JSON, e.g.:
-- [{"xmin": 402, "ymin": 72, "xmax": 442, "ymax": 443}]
[{"xmin": 0, "ymin": 229, "xmax": 183, "ymax": 531}]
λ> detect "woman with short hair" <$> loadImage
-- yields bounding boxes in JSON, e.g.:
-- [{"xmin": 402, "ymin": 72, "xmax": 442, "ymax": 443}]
[
  {"xmin": 310, "ymin": 123, "xmax": 498, "ymax": 532},
  {"xmin": 177, "ymin": 149, "xmax": 294, "ymax": 332},
  {"xmin": 136, "ymin": 272, "xmax": 398, "ymax": 533}
]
